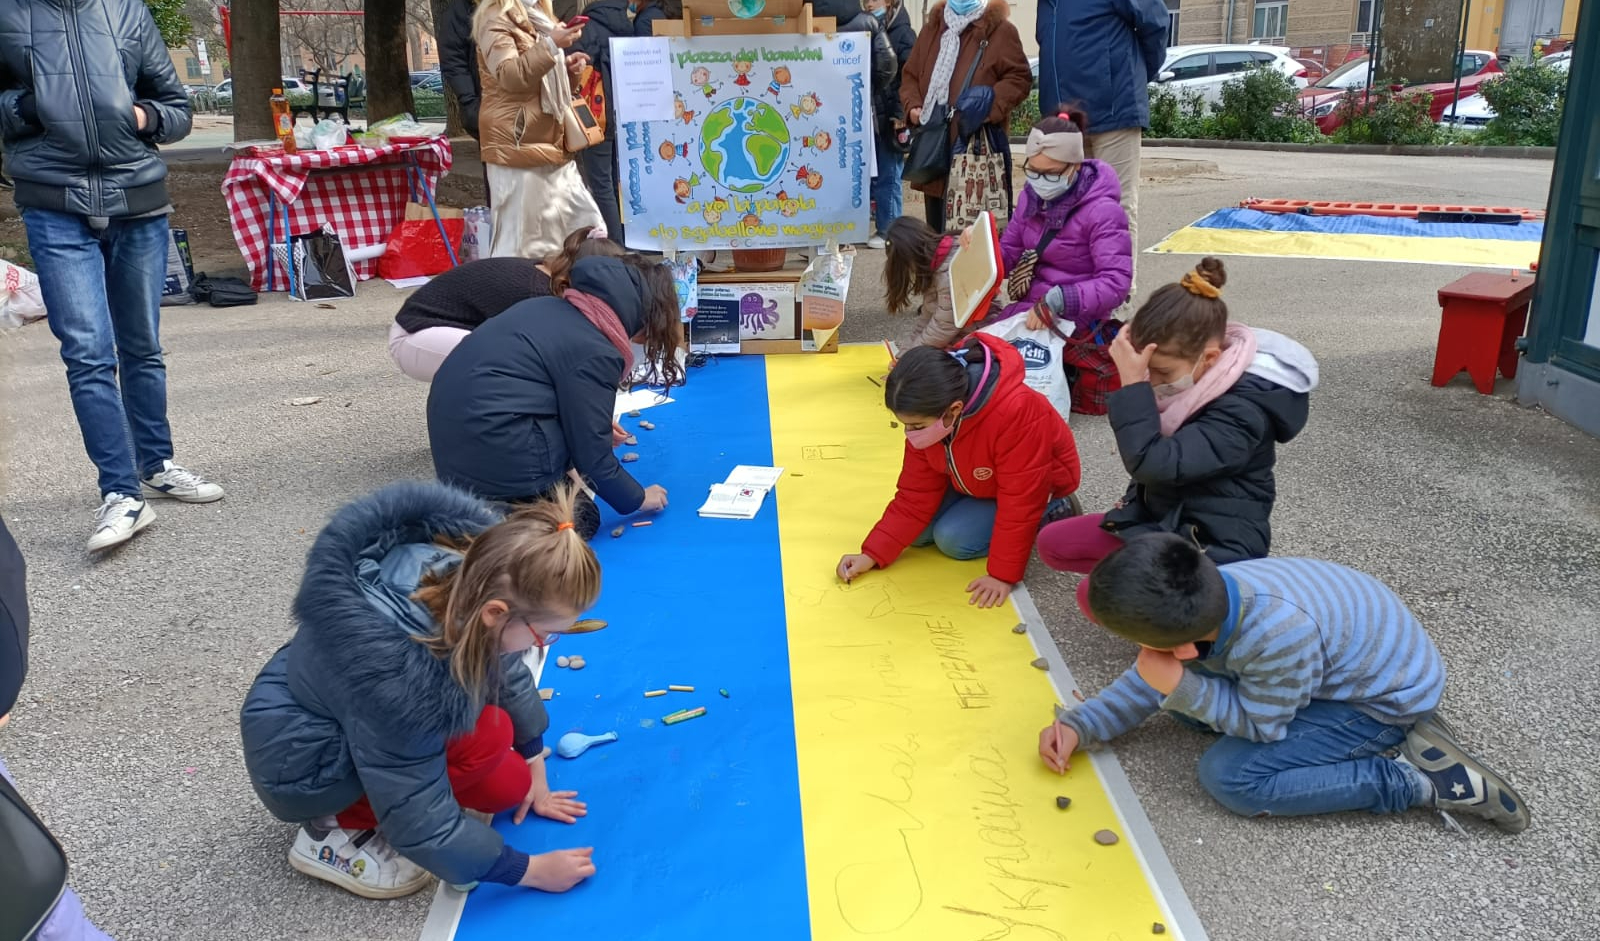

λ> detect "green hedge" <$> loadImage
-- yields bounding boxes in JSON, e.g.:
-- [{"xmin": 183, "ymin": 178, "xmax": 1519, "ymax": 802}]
[
  {"xmin": 1146, "ymin": 66, "xmax": 1316, "ymax": 143},
  {"xmin": 1477, "ymin": 55, "xmax": 1567, "ymax": 146}
]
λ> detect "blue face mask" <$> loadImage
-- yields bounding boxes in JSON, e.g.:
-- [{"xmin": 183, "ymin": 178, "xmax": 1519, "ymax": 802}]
[
  {"xmin": 871, "ymin": 5, "xmax": 886, "ymax": 16},
  {"xmin": 947, "ymin": 0, "xmax": 982, "ymax": 14}
]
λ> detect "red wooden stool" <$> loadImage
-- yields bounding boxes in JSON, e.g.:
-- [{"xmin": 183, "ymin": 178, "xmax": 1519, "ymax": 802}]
[{"xmin": 1433, "ymin": 272, "xmax": 1536, "ymax": 394}]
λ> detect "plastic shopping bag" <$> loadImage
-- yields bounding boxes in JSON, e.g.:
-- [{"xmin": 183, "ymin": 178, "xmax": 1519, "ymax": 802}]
[
  {"xmin": 0, "ymin": 259, "xmax": 48, "ymax": 327},
  {"xmin": 377, "ymin": 203, "xmax": 465, "ymax": 280},
  {"xmin": 979, "ymin": 314, "xmax": 1071, "ymax": 418}
]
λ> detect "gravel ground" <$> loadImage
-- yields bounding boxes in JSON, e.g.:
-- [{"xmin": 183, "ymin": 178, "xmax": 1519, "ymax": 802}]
[{"xmin": 2, "ymin": 147, "xmax": 1596, "ymax": 941}]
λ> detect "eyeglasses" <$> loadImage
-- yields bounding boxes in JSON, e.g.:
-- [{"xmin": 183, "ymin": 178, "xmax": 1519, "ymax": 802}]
[
  {"xmin": 1024, "ymin": 167, "xmax": 1066, "ymax": 182},
  {"xmin": 511, "ymin": 612, "xmax": 564, "ymax": 649}
]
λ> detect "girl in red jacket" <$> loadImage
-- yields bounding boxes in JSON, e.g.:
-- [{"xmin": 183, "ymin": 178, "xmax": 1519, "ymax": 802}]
[{"xmin": 836, "ymin": 334, "xmax": 1083, "ymax": 608}]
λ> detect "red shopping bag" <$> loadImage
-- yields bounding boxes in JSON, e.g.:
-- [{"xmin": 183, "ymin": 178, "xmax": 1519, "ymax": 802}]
[{"xmin": 377, "ymin": 203, "xmax": 465, "ymax": 280}]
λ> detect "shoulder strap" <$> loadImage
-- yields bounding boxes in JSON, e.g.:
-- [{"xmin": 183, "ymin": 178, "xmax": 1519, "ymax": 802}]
[{"xmin": 946, "ymin": 39, "xmax": 988, "ymax": 117}]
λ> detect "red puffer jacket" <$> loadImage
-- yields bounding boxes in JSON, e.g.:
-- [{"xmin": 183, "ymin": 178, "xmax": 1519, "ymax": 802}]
[{"xmin": 862, "ymin": 334, "xmax": 1082, "ymax": 584}]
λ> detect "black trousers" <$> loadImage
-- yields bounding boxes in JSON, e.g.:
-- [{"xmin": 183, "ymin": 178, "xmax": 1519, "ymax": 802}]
[
  {"xmin": 579, "ymin": 139, "xmax": 625, "ymax": 243},
  {"xmin": 924, "ymin": 193, "xmax": 945, "ymax": 232}
]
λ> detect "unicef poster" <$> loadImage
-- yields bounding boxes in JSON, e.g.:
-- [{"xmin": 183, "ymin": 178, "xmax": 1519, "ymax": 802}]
[{"xmin": 610, "ymin": 35, "xmax": 873, "ymax": 251}]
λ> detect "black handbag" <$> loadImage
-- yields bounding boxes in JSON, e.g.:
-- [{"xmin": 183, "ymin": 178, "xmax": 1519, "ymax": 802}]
[
  {"xmin": 0, "ymin": 772, "xmax": 69, "ymax": 941},
  {"xmin": 903, "ymin": 38, "xmax": 987, "ymax": 186}
]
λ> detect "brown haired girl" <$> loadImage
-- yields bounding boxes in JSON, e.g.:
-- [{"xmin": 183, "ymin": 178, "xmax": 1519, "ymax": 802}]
[
  {"xmin": 881, "ymin": 215, "xmax": 966, "ymax": 351},
  {"xmin": 427, "ymin": 254, "xmax": 683, "ymax": 538},
  {"xmin": 1037, "ymin": 258, "xmax": 1319, "ymax": 613},
  {"xmin": 241, "ymin": 481, "xmax": 603, "ymax": 899},
  {"xmin": 389, "ymin": 226, "xmax": 624, "ymax": 383}
]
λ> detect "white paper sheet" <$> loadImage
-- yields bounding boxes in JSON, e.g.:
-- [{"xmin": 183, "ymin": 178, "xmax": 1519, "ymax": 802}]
[
  {"xmin": 385, "ymin": 276, "xmax": 433, "ymax": 289},
  {"xmin": 613, "ymin": 387, "xmax": 675, "ymax": 418},
  {"xmin": 724, "ymin": 465, "xmax": 785, "ymax": 490},
  {"xmin": 609, "ymin": 37, "xmax": 675, "ymax": 125}
]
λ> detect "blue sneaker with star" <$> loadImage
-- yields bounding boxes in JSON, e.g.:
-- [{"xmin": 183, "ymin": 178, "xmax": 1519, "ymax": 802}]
[{"xmin": 1402, "ymin": 714, "xmax": 1530, "ymax": 833}]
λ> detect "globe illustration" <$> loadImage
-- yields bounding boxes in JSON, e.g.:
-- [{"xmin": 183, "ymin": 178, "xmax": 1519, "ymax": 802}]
[
  {"xmin": 727, "ymin": 0, "xmax": 766, "ymax": 16},
  {"xmin": 698, "ymin": 98, "xmax": 790, "ymax": 195}
]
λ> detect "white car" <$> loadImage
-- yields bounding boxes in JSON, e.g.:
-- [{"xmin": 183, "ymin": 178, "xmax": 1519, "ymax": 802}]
[
  {"xmin": 1439, "ymin": 51, "xmax": 1570, "ymax": 128},
  {"xmin": 1152, "ymin": 44, "xmax": 1311, "ymax": 105}
]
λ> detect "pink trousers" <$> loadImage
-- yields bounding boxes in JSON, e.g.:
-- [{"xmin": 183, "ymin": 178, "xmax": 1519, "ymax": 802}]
[
  {"xmin": 387, "ymin": 321, "xmax": 470, "ymax": 383},
  {"xmin": 1037, "ymin": 512, "xmax": 1125, "ymax": 621}
]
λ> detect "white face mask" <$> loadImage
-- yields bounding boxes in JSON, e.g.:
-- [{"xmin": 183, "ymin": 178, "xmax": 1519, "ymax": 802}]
[
  {"xmin": 1152, "ymin": 364, "xmax": 1200, "ymax": 399},
  {"xmin": 1025, "ymin": 168, "xmax": 1076, "ymax": 202}
]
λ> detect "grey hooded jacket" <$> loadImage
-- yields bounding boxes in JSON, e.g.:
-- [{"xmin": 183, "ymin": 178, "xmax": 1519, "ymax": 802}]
[{"xmin": 0, "ymin": 0, "xmax": 192, "ymax": 217}]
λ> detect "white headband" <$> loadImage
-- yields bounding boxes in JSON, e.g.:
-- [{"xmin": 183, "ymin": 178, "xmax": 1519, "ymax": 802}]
[{"xmin": 1025, "ymin": 127, "xmax": 1084, "ymax": 165}]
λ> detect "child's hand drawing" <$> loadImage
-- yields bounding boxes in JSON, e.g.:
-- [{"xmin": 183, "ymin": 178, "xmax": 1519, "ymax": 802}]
[
  {"xmin": 1038, "ymin": 720, "xmax": 1078, "ymax": 775},
  {"xmin": 966, "ymin": 574, "xmax": 1012, "ymax": 608},
  {"xmin": 836, "ymin": 553, "xmax": 877, "ymax": 584}
]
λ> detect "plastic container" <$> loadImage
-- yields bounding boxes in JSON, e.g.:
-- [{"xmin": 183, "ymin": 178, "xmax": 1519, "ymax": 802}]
[{"xmin": 270, "ymin": 88, "xmax": 298, "ymax": 155}]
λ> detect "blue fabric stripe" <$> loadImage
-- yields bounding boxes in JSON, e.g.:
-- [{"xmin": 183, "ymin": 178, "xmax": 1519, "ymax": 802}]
[{"xmin": 1190, "ymin": 207, "xmax": 1545, "ymax": 242}]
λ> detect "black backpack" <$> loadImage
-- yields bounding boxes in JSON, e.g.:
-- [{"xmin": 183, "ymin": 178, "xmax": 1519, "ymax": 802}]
[{"xmin": 190, "ymin": 273, "xmax": 259, "ymax": 308}]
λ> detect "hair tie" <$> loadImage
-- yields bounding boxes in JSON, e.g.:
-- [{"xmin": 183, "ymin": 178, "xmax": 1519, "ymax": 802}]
[
  {"xmin": 586, "ymin": 227, "xmax": 609, "ymax": 240},
  {"xmin": 557, "ymin": 521, "xmax": 576, "ymax": 532},
  {"xmin": 1180, "ymin": 270, "xmax": 1222, "ymax": 299}
]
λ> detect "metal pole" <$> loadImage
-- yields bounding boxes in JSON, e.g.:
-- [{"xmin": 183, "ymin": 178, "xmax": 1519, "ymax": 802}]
[
  {"xmin": 1446, "ymin": 0, "xmax": 1471, "ymax": 123},
  {"xmin": 1364, "ymin": 0, "xmax": 1381, "ymax": 107}
]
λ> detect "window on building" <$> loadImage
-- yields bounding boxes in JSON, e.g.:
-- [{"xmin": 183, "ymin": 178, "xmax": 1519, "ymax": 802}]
[
  {"xmin": 185, "ymin": 57, "xmax": 202, "ymax": 79},
  {"xmin": 1166, "ymin": 0, "xmax": 1181, "ymax": 46},
  {"xmin": 1251, "ymin": 0, "xmax": 1287, "ymax": 40},
  {"xmin": 1355, "ymin": 0, "xmax": 1374, "ymax": 33}
]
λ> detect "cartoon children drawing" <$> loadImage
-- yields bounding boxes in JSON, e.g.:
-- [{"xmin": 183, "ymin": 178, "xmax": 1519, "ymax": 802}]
[
  {"xmin": 674, "ymin": 93, "xmax": 696, "ymax": 125},
  {"xmin": 741, "ymin": 212, "xmax": 762, "ymax": 231},
  {"xmin": 795, "ymin": 165, "xmax": 824, "ymax": 190},
  {"xmin": 659, "ymin": 140, "xmax": 690, "ymax": 163},
  {"xmin": 733, "ymin": 58, "xmax": 754, "ymax": 89},
  {"xmin": 765, "ymin": 66, "xmax": 792, "ymax": 100},
  {"xmin": 776, "ymin": 188, "xmax": 801, "ymax": 217},
  {"xmin": 673, "ymin": 173, "xmax": 702, "ymax": 204},
  {"xmin": 703, "ymin": 195, "xmax": 729, "ymax": 225},
  {"xmin": 801, "ymin": 130, "xmax": 833, "ymax": 153},
  {"xmin": 691, "ymin": 66, "xmax": 719, "ymax": 101},
  {"xmin": 790, "ymin": 92, "xmax": 822, "ymax": 119}
]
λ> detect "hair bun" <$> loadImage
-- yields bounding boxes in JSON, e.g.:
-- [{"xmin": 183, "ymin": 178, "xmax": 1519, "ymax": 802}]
[{"xmin": 1195, "ymin": 256, "xmax": 1227, "ymax": 290}]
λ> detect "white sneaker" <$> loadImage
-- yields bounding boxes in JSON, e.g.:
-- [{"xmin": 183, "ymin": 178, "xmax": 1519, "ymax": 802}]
[
  {"xmin": 866, "ymin": 234, "xmax": 887, "ymax": 249},
  {"xmin": 87, "ymin": 494, "xmax": 156, "ymax": 552},
  {"xmin": 288, "ymin": 822, "xmax": 433, "ymax": 899},
  {"xmin": 141, "ymin": 461, "xmax": 225, "ymax": 503}
]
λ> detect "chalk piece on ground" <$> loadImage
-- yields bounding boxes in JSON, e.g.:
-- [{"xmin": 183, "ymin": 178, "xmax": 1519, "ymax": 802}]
[
  {"xmin": 624, "ymin": 435, "xmax": 638, "ymax": 445},
  {"xmin": 567, "ymin": 618, "xmax": 607, "ymax": 634},
  {"xmin": 611, "ymin": 526, "xmax": 625, "ymax": 538},
  {"xmin": 668, "ymin": 685, "xmax": 694, "ymax": 692},
  {"xmin": 1153, "ymin": 923, "xmax": 1167, "ymax": 935},
  {"xmin": 1056, "ymin": 796, "xmax": 1071, "ymax": 809},
  {"xmin": 639, "ymin": 420, "xmax": 655, "ymax": 430},
  {"xmin": 621, "ymin": 452, "xmax": 639, "ymax": 463},
  {"xmin": 866, "ymin": 375, "xmax": 882, "ymax": 387},
  {"xmin": 569, "ymin": 656, "xmax": 586, "ymax": 670},
  {"xmin": 632, "ymin": 520, "xmax": 653, "ymax": 527},
  {"xmin": 556, "ymin": 655, "xmax": 570, "ymax": 668},
  {"xmin": 627, "ymin": 409, "xmax": 641, "ymax": 417},
  {"xmin": 1012, "ymin": 623, "xmax": 1027, "ymax": 634},
  {"xmin": 287, "ymin": 396, "xmax": 322, "ymax": 407},
  {"xmin": 539, "ymin": 688, "xmax": 554, "ymax": 701},
  {"xmin": 645, "ymin": 689, "xmax": 668, "ymax": 698},
  {"xmin": 791, "ymin": 473, "xmax": 804, "ymax": 477},
  {"xmin": 719, "ymin": 688, "xmax": 730, "ymax": 698},
  {"xmin": 662, "ymin": 706, "xmax": 707, "ymax": 725},
  {"xmin": 1094, "ymin": 829, "xmax": 1119, "ymax": 845},
  {"xmin": 1032, "ymin": 657, "xmax": 1049, "ymax": 670}
]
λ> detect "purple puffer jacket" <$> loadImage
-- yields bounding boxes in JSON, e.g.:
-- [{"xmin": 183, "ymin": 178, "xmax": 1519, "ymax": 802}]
[{"xmin": 997, "ymin": 158, "xmax": 1132, "ymax": 330}]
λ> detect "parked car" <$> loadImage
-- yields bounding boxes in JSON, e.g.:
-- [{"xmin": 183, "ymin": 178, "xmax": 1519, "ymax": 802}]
[
  {"xmin": 216, "ymin": 76, "xmax": 342, "ymax": 109},
  {"xmin": 410, "ymin": 70, "xmax": 443, "ymax": 92},
  {"xmin": 1151, "ymin": 44, "xmax": 1311, "ymax": 105},
  {"xmin": 1292, "ymin": 57, "xmax": 1328, "ymax": 82},
  {"xmin": 1438, "ymin": 51, "xmax": 1571, "ymax": 128},
  {"xmin": 1300, "ymin": 50, "xmax": 1500, "ymax": 133}
]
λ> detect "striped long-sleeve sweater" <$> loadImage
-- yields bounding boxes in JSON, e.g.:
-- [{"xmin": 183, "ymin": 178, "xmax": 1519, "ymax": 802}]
[{"xmin": 1057, "ymin": 558, "xmax": 1446, "ymax": 746}]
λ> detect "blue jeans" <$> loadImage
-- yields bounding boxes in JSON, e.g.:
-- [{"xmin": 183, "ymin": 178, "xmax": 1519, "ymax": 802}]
[
  {"xmin": 871, "ymin": 133, "xmax": 904, "ymax": 236},
  {"xmin": 24, "ymin": 209, "xmax": 173, "ymax": 498},
  {"xmin": 911, "ymin": 489, "xmax": 995, "ymax": 560},
  {"xmin": 1195, "ymin": 700, "xmax": 1423, "ymax": 817}
]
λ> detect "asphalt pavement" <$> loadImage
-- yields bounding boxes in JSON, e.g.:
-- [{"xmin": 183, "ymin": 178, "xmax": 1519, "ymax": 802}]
[{"xmin": 1, "ymin": 147, "xmax": 1596, "ymax": 941}]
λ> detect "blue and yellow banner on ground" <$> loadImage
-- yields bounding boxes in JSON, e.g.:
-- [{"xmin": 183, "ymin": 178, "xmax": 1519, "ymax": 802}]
[
  {"xmin": 435, "ymin": 348, "xmax": 1200, "ymax": 941},
  {"xmin": 1150, "ymin": 208, "xmax": 1544, "ymax": 268}
]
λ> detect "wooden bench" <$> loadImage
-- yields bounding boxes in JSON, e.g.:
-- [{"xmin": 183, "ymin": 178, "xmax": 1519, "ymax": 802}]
[{"xmin": 1433, "ymin": 272, "xmax": 1536, "ymax": 394}]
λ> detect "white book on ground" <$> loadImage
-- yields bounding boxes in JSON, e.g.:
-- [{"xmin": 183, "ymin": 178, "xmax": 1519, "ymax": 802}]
[{"xmin": 698, "ymin": 483, "xmax": 768, "ymax": 519}]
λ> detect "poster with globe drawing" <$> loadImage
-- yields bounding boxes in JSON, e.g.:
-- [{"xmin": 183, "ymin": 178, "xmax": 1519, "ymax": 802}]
[{"xmin": 613, "ymin": 34, "xmax": 873, "ymax": 251}]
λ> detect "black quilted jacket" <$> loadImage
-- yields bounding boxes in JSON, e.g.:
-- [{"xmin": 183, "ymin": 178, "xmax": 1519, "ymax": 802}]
[{"xmin": 0, "ymin": 0, "xmax": 192, "ymax": 217}]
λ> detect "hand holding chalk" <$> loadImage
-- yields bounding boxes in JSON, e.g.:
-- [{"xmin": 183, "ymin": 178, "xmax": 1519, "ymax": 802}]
[
  {"xmin": 836, "ymin": 553, "xmax": 877, "ymax": 584},
  {"xmin": 1038, "ymin": 721, "xmax": 1077, "ymax": 775},
  {"xmin": 520, "ymin": 848, "xmax": 597, "ymax": 892},
  {"xmin": 641, "ymin": 485, "xmax": 669, "ymax": 512}
]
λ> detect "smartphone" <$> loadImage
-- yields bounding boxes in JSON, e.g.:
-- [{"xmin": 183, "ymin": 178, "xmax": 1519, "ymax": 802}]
[{"xmin": 567, "ymin": 14, "xmax": 590, "ymax": 26}]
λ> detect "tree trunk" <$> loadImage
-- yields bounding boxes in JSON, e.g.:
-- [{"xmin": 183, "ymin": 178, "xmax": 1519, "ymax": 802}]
[
  {"xmin": 230, "ymin": 0, "xmax": 283, "ymax": 140},
  {"xmin": 426, "ymin": 0, "xmax": 465, "ymax": 137},
  {"xmin": 366, "ymin": 0, "xmax": 418, "ymax": 122}
]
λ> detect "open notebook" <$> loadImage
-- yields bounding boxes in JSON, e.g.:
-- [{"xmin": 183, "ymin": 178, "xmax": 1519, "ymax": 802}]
[{"xmin": 947, "ymin": 210, "xmax": 1003, "ymax": 328}]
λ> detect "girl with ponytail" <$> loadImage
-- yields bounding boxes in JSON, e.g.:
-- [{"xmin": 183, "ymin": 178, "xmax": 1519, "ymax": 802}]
[{"xmin": 241, "ymin": 481, "xmax": 604, "ymax": 900}]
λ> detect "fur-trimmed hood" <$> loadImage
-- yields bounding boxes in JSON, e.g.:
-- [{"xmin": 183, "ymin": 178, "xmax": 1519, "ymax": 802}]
[{"xmin": 291, "ymin": 480, "xmax": 500, "ymax": 738}]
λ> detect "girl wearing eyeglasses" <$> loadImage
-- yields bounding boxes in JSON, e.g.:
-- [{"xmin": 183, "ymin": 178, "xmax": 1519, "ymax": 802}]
[
  {"xmin": 996, "ymin": 109, "xmax": 1133, "ymax": 334},
  {"xmin": 241, "ymin": 481, "xmax": 600, "ymax": 900}
]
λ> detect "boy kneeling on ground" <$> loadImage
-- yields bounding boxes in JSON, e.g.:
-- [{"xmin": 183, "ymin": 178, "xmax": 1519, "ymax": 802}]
[{"xmin": 1040, "ymin": 534, "xmax": 1529, "ymax": 833}]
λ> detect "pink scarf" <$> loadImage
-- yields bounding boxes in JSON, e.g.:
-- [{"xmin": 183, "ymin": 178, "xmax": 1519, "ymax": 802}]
[
  {"xmin": 564, "ymin": 289, "xmax": 635, "ymax": 381},
  {"xmin": 1156, "ymin": 323, "xmax": 1257, "ymax": 436}
]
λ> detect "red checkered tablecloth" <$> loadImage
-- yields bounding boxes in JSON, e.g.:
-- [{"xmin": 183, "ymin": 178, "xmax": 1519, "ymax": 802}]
[{"xmin": 222, "ymin": 138, "xmax": 454, "ymax": 292}]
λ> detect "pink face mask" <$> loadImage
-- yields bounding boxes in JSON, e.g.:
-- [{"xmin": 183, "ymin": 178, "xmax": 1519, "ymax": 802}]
[{"xmin": 904, "ymin": 416, "xmax": 952, "ymax": 449}]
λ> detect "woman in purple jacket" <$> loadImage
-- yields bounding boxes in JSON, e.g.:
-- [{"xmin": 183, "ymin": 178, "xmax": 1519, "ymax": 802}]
[{"xmin": 997, "ymin": 110, "xmax": 1132, "ymax": 334}]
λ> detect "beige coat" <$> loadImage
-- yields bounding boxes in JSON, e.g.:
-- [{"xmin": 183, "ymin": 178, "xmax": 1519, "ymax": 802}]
[{"xmin": 474, "ymin": 3, "xmax": 570, "ymax": 168}]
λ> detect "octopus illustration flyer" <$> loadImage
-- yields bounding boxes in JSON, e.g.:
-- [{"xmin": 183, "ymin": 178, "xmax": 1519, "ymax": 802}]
[{"xmin": 611, "ymin": 34, "xmax": 873, "ymax": 250}]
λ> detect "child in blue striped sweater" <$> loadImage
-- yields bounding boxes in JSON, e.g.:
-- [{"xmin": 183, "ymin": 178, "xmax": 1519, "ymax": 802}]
[{"xmin": 1039, "ymin": 534, "xmax": 1529, "ymax": 832}]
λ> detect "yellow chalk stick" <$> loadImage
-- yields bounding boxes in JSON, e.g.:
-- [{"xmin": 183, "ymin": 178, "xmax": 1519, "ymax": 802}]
[
  {"xmin": 668, "ymin": 685, "xmax": 695, "ymax": 692},
  {"xmin": 662, "ymin": 707, "xmax": 707, "ymax": 725},
  {"xmin": 644, "ymin": 689, "xmax": 668, "ymax": 698}
]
